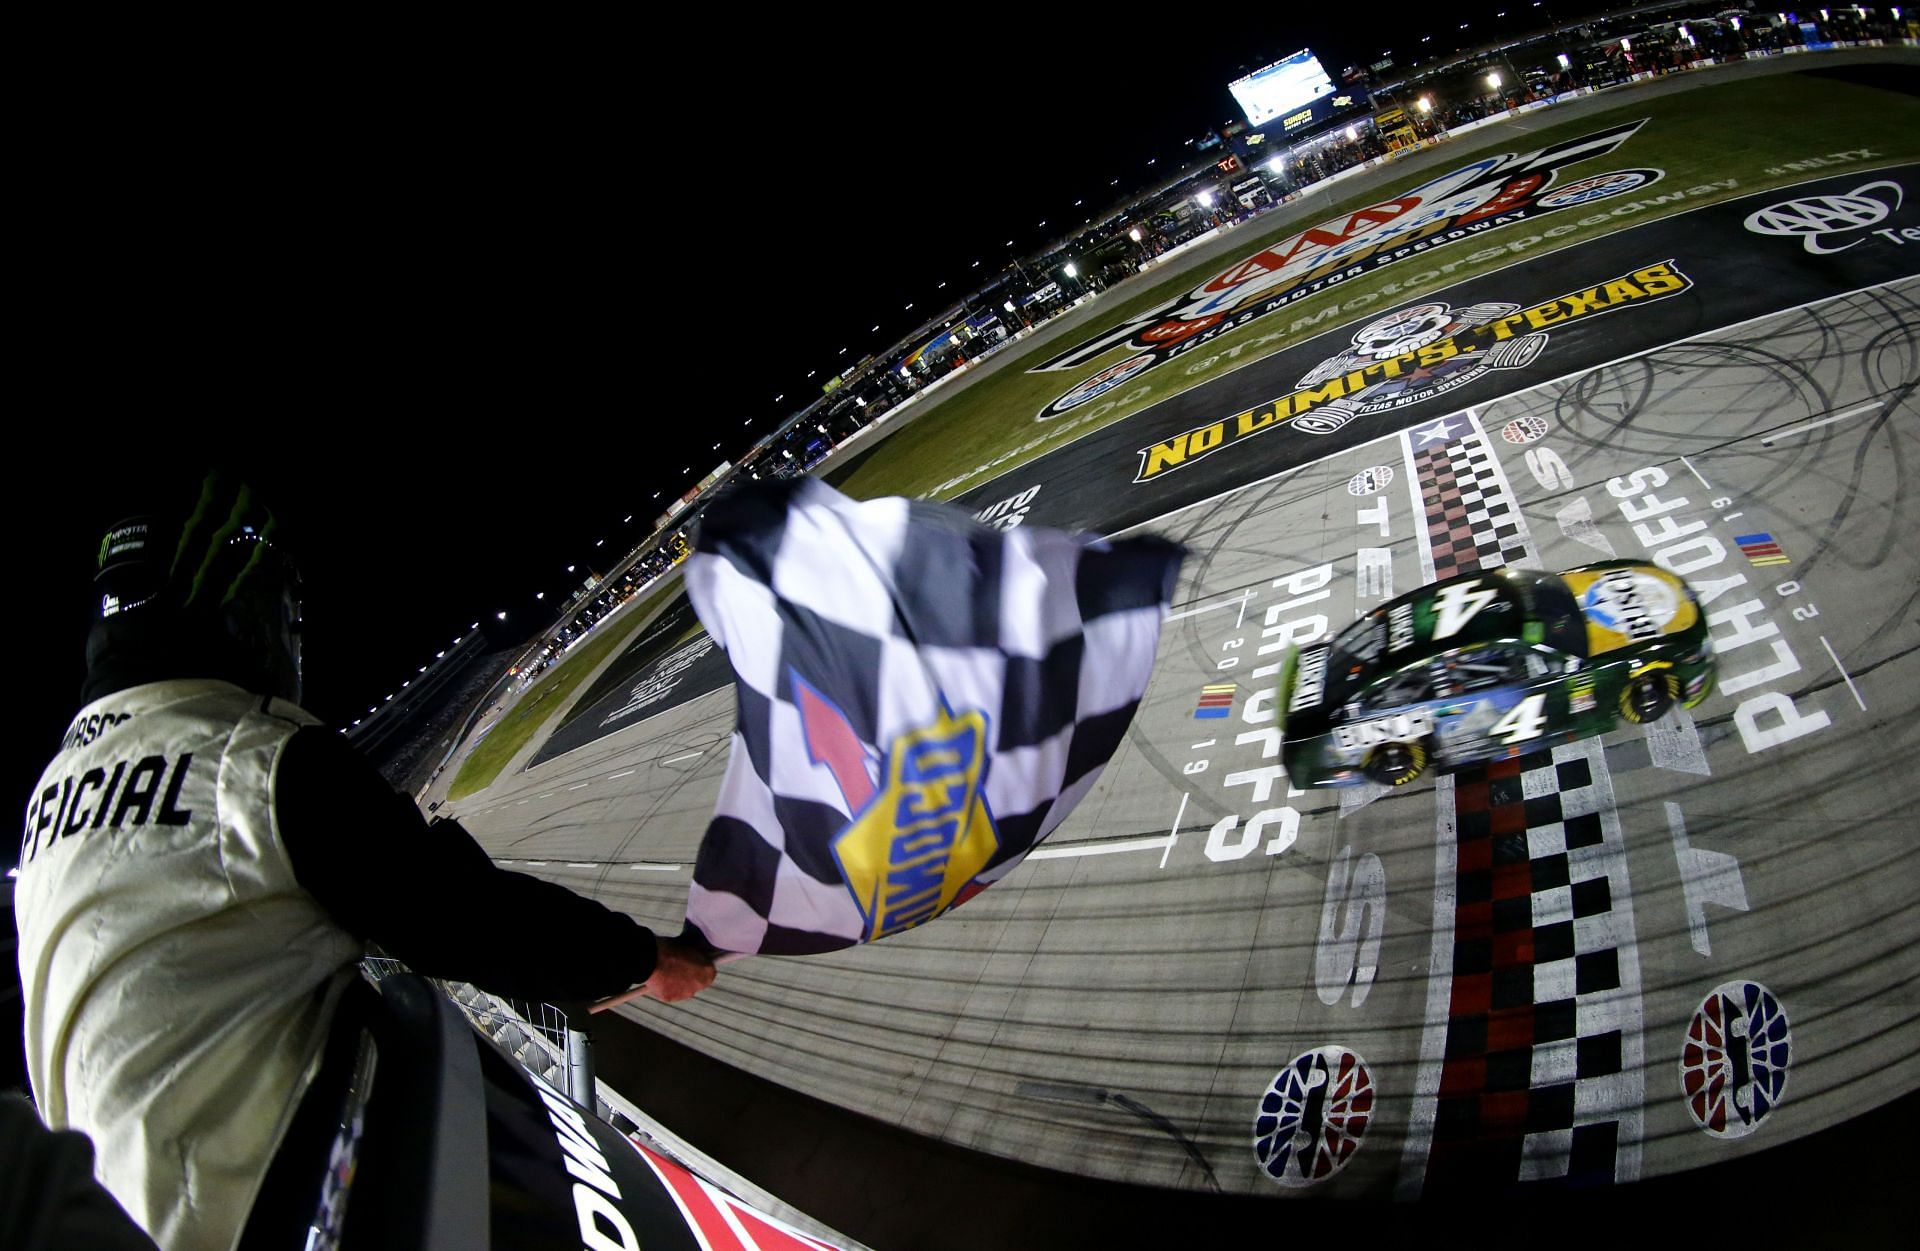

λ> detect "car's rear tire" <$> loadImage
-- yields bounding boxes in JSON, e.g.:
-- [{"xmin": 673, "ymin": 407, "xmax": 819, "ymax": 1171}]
[
  {"xmin": 1363, "ymin": 740, "xmax": 1429, "ymax": 787},
  {"xmin": 1620, "ymin": 670, "xmax": 1679, "ymax": 724}
]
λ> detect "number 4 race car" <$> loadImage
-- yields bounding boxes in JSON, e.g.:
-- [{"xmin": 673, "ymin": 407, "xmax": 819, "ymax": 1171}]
[{"xmin": 1278, "ymin": 561, "xmax": 1715, "ymax": 788}]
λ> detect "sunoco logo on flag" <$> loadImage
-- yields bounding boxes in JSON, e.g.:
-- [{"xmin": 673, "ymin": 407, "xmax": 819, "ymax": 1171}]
[
  {"xmin": 821, "ymin": 700, "xmax": 998, "ymax": 941},
  {"xmin": 681, "ymin": 480, "xmax": 1183, "ymax": 956}
]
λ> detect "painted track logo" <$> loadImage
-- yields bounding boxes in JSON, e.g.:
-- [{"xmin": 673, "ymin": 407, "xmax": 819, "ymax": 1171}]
[
  {"xmin": 1031, "ymin": 121, "xmax": 1661, "ymax": 420},
  {"xmin": 1681, "ymin": 980, "xmax": 1792, "ymax": 1139},
  {"xmin": 1131, "ymin": 262, "xmax": 1693, "ymax": 483},
  {"xmin": 1253, "ymin": 1046, "xmax": 1374, "ymax": 1186},
  {"xmin": 1744, "ymin": 180, "xmax": 1904, "ymax": 254}
]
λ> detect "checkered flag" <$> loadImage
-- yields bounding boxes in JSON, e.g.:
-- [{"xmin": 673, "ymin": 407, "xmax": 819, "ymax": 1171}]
[{"xmin": 681, "ymin": 479, "xmax": 1183, "ymax": 956}]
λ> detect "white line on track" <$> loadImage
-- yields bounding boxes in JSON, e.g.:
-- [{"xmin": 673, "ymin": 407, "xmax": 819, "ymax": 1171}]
[
  {"xmin": 566, "ymin": 862, "xmax": 594, "ymax": 868},
  {"xmin": 525, "ymin": 861, "xmax": 548, "ymax": 866},
  {"xmin": 1679, "ymin": 456, "xmax": 1713, "ymax": 490},
  {"xmin": 660, "ymin": 751, "xmax": 705, "ymax": 765},
  {"xmin": 537, "ymin": 793, "xmax": 554, "ymax": 799},
  {"xmin": 515, "ymin": 800, "xmax": 529, "ymax": 805},
  {"xmin": 1160, "ymin": 793, "xmax": 1189, "ymax": 870},
  {"xmin": 1165, "ymin": 590, "xmax": 1255, "ymax": 623},
  {"xmin": 607, "ymin": 769, "xmax": 636, "ymax": 779},
  {"xmin": 630, "ymin": 863, "xmax": 682, "ymax": 872},
  {"xmin": 1759, "ymin": 400, "xmax": 1883, "ymax": 446},
  {"xmin": 567, "ymin": 783, "xmax": 589, "ymax": 791},
  {"xmin": 1028, "ymin": 833, "xmax": 1177, "ymax": 861},
  {"xmin": 1819, "ymin": 635, "xmax": 1869, "ymax": 710}
]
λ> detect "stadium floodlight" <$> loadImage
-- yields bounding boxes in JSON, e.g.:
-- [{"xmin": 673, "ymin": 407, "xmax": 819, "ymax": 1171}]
[
  {"xmin": 1004, "ymin": 300, "xmax": 1017, "ymax": 313},
  {"xmin": 1558, "ymin": 52, "xmax": 1572, "ymax": 68},
  {"xmin": 624, "ymin": 515, "xmax": 632, "ymax": 523},
  {"xmin": 1416, "ymin": 96, "xmax": 1433, "ymax": 113},
  {"xmin": 436, "ymin": 651, "xmax": 444, "ymax": 658},
  {"xmin": 855, "ymin": 396, "xmax": 867, "ymax": 407},
  {"xmin": 567, "ymin": 566, "xmax": 575, "ymax": 573},
  {"xmin": 470, "ymin": 622, "xmax": 479, "ymax": 629},
  {"xmin": 1064, "ymin": 262, "xmax": 1079, "ymax": 278},
  {"xmin": 1128, "ymin": 226, "xmax": 1143, "ymax": 242},
  {"xmin": 1487, "ymin": 70, "xmax": 1502, "ymax": 89},
  {"xmin": 419, "ymin": 665, "xmax": 428, "ymax": 673},
  {"xmin": 1731, "ymin": 16, "xmax": 1742, "ymax": 29},
  {"xmin": 595, "ymin": 539, "xmax": 605, "ymax": 547},
  {"xmin": 497, "ymin": 611, "xmax": 507, "ymax": 621},
  {"xmin": 783, "ymin": 450, "xmax": 794, "ymax": 459},
  {"xmin": 1197, "ymin": 189, "xmax": 1216, "ymax": 207},
  {"xmin": 1267, "ymin": 153, "xmax": 1287, "ymax": 174},
  {"xmin": 1345, "ymin": 124, "xmax": 1359, "ymax": 140},
  {"xmin": 1620, "ymin": 36, "xmax": 1631, "ymax": 50},
  {"xmin": 536, "ymin": 592, "xmax": 545, "ymax": 600}
]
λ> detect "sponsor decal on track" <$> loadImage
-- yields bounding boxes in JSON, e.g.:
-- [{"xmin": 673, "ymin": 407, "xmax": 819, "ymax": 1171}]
[
  {"xmin": 972, "ymin": 484, "xmax": 1043, "ymax": 531},
  {"xmin": 1682, "ymin": 981, "xmax": 1792, "ymax": 1139},
  {"xmin": 1132, "ymin": 262, "xmax": 1693, "ymax": 484},
  {"xmin": 1032, "ymin": 121, "xmax": 1662, "ymax": 420},
  {"xmin": 1500, "ymin": 414, "xmax": 1550, "ymax": 444},
  {"xmin": 1346, "ymin": 464, "xmax": 1395, "ymax": 496},
  {"xmin": 1253, "ymin": 1046, "xmax": 1375, "ymax": 1187},
  {"xmin": 1743, "ymin": 179, "xmax": 1907, "ymax": 254},
  {"xmin": 1192, "ymin": 683, "xmax": 1237, "ymax": 719},
  {"xmin": 1736, "ymin": 531, "xmax": 1792, "ymax": 567}
]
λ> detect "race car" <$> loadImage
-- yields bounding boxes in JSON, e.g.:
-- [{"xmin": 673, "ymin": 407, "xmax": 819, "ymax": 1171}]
[{"xmin": 1278, "ymin": 561, "xmax": 1715, "ymax": 788}]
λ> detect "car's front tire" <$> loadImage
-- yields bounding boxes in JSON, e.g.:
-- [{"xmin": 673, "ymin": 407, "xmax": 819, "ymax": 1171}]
[{"xmin": 1363, "ymin": 739, "xmax": 1430, "ymax": 787}]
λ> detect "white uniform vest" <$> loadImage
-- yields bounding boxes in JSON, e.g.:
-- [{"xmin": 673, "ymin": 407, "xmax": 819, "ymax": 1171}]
[{"xmin": 15, "ymin": 679, "xmax": 365, "ymax": 1251}]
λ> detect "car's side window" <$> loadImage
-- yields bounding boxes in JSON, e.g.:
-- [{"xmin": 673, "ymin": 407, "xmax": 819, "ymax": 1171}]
[
  {"xmin": 1434, "ymin": 644, "xmax": 1529, "ymax": 697},
  {"xmin": 1364, "ymin": 664, "xmax": 1435, "ymax": 711}
]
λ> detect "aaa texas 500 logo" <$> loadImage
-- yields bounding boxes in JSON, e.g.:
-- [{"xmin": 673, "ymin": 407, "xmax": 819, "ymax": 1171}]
[
  {"xmin": 1132, "ymin": 261, "xmax": 1693, "ymax": 484},
  {"xmin": 1032, "ymin": 120, "xmax": 1662, "ymax": 421}
]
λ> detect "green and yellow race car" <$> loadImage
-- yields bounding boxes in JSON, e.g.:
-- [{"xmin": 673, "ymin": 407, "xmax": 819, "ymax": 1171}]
[{"xmin": 1279, "ymin": 561, "xmax": 1715, "ymax": 788}]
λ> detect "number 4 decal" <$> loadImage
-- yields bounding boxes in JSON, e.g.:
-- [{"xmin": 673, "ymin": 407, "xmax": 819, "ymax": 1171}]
[
  {"xmin": 1490, "ymin": 693, "xmax": 1549, "ymax": 744},
  {"xmin": 1431, "ymin": 580, "xmax": 1502, "ymax": 641}
]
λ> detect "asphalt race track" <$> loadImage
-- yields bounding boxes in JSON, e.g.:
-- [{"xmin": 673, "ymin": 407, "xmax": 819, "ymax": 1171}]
[{"xmin": 451, "ymin": 160, "xmax": 1919, "ymax": 1201}]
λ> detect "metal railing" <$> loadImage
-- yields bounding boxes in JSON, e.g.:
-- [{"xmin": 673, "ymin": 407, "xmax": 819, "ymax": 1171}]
[{"xmin": 360, "ymin": 957, "xmax": 595, "ymax": 1109}]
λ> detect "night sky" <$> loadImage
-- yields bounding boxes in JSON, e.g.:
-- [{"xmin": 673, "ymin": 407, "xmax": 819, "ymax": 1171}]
[{"xmin": 13, "ymin": 4, "xmax": 1619, "ymax": 832}]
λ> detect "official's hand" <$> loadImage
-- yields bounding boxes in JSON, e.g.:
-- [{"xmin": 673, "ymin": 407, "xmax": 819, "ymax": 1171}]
[{"xmin": 589, "ymin": 937, "xmax": 716, "ymax": 1013}]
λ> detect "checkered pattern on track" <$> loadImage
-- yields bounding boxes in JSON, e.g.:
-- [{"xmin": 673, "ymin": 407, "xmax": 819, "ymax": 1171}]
[
  {"xmin": 1427, "ymin": 748, "xmax": 1638, "ymax": 1187},
  {"xmin": 1403, "ymin": 417, "xmax": 1643, "ymax": 1192},
  {"xmin": 1413, "ymin": 433, "xmax": 1529, "ymax": 581}
]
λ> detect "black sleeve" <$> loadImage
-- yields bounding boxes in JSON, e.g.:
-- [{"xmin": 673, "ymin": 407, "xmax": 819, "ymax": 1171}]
[{"xmin": 273, "ymin": 726, "xmax": 658, "ymax": 1002}]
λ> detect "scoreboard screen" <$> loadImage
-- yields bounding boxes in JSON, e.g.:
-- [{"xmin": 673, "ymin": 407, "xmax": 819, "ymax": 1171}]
[{"xmin": 1229, "ymin": 50, "xmax": 1338, "ymax": 128}]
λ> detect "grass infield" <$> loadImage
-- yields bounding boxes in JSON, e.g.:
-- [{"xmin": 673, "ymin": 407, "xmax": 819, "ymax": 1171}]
[
  {"xmin": 447, "ymin": 577, "xmax": 685, "ymax": 799},
  {"xmin": 835, "ymin": 68, "xmax": 1920, "ymax": 504}
]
